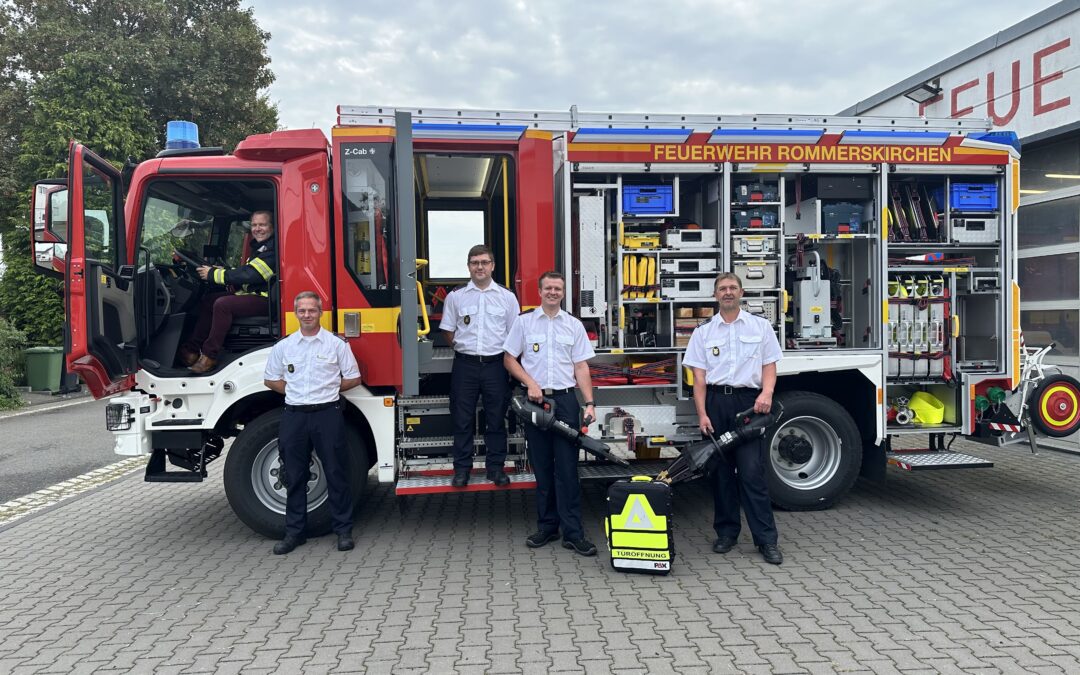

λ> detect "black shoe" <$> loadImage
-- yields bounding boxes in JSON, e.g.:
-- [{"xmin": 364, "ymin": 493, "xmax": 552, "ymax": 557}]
[
  {"xmin": 712, "ymin": 536, "xmax": 737, "ymax": 554},
  {"xmin": 758, "ymin": 543, "xmax": 783, "ymax": 565},
  {"xmin": 562, "ymin": 538, "xmax": 598, "ymax": 556},
  {"xmin": 526, "ymin": 530, "xmax": 559, "ymax": 548},
  {"xmin": 337, "ymin": 533, "xmax": 354, "ymax": 552},
  {"xmin": 451, "ymin": 469, "xmax": 470, "ymax": 487},
  {"xmin": 488, "ymin": 469, "xmax": 510, "ymax": 487},
  {"xmin": 272, "ymin": 537, "xmax": 306, "ymax": 555}
]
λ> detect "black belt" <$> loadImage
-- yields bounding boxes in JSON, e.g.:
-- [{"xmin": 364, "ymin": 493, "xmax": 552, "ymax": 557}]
[
  {"xmin": 284, "ymin": 400, "xmax": 340, "ymax": 413},
  {"xmin": 541, "ymin": 387, "xmax": 574, "ymax": 396},
  {"xmin": 706, "ymin": 385, "xmax": 760, "ymax": 395},
  {"xmin": 455, "ymin": 352, "xmax": 503, "ymax": 363}
]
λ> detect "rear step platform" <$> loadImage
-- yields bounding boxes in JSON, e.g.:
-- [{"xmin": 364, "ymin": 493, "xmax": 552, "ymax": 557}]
[
  {"xmin": 396, "ymin": 470, "xmax": 536, "ymax": 495},
  {"xmin": 887, "ymin": 451, "xmax": 993, "ymax": 471},
  {"xmin": 395, "ymin": 460, "xmax": 673, "ymax": 495}
]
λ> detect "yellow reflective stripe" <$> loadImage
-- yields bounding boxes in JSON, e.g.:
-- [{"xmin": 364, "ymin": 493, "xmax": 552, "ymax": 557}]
[
  {"xmin": 332, "ymin": 127, "xmax": 395, "ymax": 137},
  {"xmin": 249, "ymin": 256, "xmax": 274, "ymax": 281},
  {"xmin": 610, "ymin": 531, "xmax": 669, "ymax": 549},
  {"xmin": 610, "ymin": 549, "xmax": 670, "ymax": 560},
  {"xmin": 213, "ymin": 267, "xmax": 226, "ymax": 285},
  {"xmin": 284, "ymin": 311, "xmax": 332, "ymax": 334},
  {"xmin": 235, "ymin": 290, "xmax": 268, "ymax": 297},
  {"xmin": 334, "ymin": 307, "xmax": 399, "ymax": 334}
]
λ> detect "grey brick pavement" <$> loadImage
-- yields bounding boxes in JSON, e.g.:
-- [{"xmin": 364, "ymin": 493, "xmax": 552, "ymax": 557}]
[{"xmin": 2, "ymin": 439, "xmax": 1080, "ymax": 673}]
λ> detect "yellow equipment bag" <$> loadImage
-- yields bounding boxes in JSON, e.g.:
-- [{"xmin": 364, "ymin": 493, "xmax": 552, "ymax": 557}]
[{"xmin": 605, "ymin": 476, "xmax": 674, "ymax": 575}]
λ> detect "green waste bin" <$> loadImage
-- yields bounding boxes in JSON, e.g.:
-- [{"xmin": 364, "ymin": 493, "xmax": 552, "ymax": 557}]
[{"xmin": 24, "ymin": 346, "xmax": 64, "ymax": 393}]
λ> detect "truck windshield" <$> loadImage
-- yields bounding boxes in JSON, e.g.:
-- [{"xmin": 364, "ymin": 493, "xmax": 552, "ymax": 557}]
[
  {"xmin": 138, "ymin": 179, "xmax": 276, "ymax": 267},
  {"xmin": 142, "ymin": 196, "xmax": 212, "ymax": 266}
]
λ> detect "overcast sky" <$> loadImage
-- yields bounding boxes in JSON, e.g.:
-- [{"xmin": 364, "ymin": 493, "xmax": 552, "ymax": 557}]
[{"xmin": 249, "ymin": 0, "xmax": 1062, "ymax": 132}]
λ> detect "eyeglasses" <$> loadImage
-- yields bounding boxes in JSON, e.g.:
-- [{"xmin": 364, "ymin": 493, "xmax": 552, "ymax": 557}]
[{"xmin": 469, "ymin": 260, "xmax": 494, "ymax": 267}]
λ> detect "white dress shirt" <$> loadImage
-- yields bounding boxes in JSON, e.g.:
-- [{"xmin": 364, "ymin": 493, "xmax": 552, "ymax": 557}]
[
  {"xmin": 264, "ymin": 328, "xmax": 361, "ymax": 405},
  {"xmin": 503, "ymin": 308, "xmax": 595, "ymax": 390},
  {"xmin": 682, "ymin": 310, "xmax": 782, "ymax": 388},
  {"xmin": 439, "ymin": 281, "xmax": 520, "ymax": 356}
]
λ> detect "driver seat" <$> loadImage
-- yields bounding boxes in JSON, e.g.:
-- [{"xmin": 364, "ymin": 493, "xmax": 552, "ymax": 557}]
[{"xmin": 223, "ymin": 281, "xmax": 279, "ymax": 351}]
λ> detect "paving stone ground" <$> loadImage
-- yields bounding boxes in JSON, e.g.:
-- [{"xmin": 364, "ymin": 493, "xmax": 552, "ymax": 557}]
[{"xmin": 2, "ymin": 438, "xmax": 1079, "ymax": 673}]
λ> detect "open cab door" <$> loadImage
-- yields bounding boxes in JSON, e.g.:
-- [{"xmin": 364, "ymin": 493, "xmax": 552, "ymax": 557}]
[{"xmin": 66, "ymin": 143, "xmax": 137, "ymax": 397}]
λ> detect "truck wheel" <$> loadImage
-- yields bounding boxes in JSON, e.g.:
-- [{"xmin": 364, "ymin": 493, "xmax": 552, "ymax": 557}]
[
  {"xmin": 766, "ymin": 391, "xmax": 861, "ymax": 511},
  {"xmin": 223, "ymin": 409, "xmax": 370, "ymax": 538},
  {"xmin": 1028, "ymin": 374, "xmax": 1080, "ymax": 438}
]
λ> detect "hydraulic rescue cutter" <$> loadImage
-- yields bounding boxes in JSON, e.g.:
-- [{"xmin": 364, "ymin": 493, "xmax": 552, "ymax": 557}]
[
  {"xmin": 509, "ymin": 396, "xmax": 631, "ymax": 467},
  {"xmin": 656, "ymin": 403, "xmax": 785, "ymax": 485}
]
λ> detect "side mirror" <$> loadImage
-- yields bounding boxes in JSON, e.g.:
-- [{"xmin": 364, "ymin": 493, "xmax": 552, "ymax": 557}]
[
  {"xmin": 31, "ymin": 182, "xmax": 67, "ymax": 244},
  {"xmin": 34, "ymin": 242, "xmax": 68, "ymax": 278},
  {"xmin": 30, "ymin": 181, "xmax": 68, "ymax": 279}
]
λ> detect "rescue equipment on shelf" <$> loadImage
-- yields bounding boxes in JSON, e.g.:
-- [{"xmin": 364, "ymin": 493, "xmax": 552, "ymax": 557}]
[
  {"xmin": 510, "ymin": 396, "xmax": 630, "ymax": 467},
  {"xmin": 908, "ymin": 391, "xmax": 945, "ymax": 424},
  {"xmin": 605, "ymin": 477, "xmax": 674, "ymax": 575},
  {"xmin": 621, "ymin": 254, "xmax": 659, "ymax": 299},
  {"xmin": 656, "ymin": 403, "xmax": 784, "ymax": 485}
]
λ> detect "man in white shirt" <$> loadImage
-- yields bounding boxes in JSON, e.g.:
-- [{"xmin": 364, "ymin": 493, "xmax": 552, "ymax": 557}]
[
  {"xmin": 683, "ymin": 272, "xmax": 784, "ymax": 565},
  {"xmin": 440, "ymin": 245, "xmax": 520, "ymax": 487},
  {"xmin": 263, "ymin": 291, "xmax": 362, "ymax": 555},
  {"xmin": 503, "ymin": 272, "xmax": 598, "ymax": 556}
]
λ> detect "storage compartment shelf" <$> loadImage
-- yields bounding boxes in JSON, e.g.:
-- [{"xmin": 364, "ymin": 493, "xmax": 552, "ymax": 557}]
[{"xmin": 887, "ymin": 424, "xmax": 964, "ymax": 435}]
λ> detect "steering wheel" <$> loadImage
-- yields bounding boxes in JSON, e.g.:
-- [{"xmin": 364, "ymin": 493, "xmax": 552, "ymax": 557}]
[{"xmin": 173, "ymin": 248, "xmax": 209, "ymax": 268}]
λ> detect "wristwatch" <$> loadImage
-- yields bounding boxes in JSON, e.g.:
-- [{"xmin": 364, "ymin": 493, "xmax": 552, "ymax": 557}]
[{"xmin": 584, "ymin": 401, "xmax": 595, "ymax": 406}]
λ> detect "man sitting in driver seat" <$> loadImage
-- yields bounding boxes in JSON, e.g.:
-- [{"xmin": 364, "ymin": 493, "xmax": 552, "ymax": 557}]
[{"xmin": 178, "ymin": 210, "xmax": 277, "ymax": 374}]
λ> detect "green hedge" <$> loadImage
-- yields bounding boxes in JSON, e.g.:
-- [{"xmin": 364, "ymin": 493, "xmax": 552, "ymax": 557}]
[{"xmin": 0, "ymin": 317, "xmax": 27, "ymax": 409}]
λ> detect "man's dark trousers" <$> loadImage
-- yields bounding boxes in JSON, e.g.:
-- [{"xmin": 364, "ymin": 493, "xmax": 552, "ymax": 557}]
[
  {"xmin": 523, "ymin": 390, "xmax": 583, "ymax": 541},
  {"xmin": 706, "ymin": 387, "xmax": 778, "ymax": 546},
  {"xmin": 450, "ymin": 355, "xmax": 509, "ymax": 473},
  {"xmin": 187, "ymin": 292, "xmax": 268, "ymax": 357},
  {"xmin": 279, "ymin": 405, "xmax": 353, "ymax": 537}
]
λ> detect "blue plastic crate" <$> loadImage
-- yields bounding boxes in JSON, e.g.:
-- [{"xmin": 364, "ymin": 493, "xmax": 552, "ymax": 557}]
[
  {"xmin": 623, "ymin": 185, "xmax": 673, "ymax": 215},
  {"xmin": 950, "ymin": 183, "xmax": 998, "ymax": 212}
]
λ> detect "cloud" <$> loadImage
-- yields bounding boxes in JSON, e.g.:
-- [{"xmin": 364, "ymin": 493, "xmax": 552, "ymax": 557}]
[{"xmin": 247, "ymin": 0, "xmax": 1062, "ymax": 131}]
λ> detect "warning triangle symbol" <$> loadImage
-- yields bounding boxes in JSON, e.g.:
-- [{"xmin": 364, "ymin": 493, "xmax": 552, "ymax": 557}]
[
  {"xmin": 625, "ymin": 497, "xmax": 654, "ymax": 529},
  {"xmin": 406, "ymin": 425, "xmax": 414, "ymax": 432}
]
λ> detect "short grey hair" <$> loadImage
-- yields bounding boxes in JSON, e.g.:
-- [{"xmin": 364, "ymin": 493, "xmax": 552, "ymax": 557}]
[{"xmin": 293, "ymin": 291, "xmax": 322, "ymax": 310}]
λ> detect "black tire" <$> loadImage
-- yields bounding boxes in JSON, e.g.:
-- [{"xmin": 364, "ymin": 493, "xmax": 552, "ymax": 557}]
[
  {"xmin": 766, "ymin": 391, "xmax": 862, "ymax": 511},
  {"xmin": 223, "ymin": 408, "xmax": 369, "ymax": 538},
  {"xmin": 1028, "ymin": 374, "xmax": 1080, "ymax": 438}
]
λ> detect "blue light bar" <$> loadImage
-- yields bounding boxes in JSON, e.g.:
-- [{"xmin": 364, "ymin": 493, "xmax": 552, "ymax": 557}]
[
  {"xmin": 708, "ymin": 129, "xmax": 824, "ymax": 144},
  {"xmin": 839, "ymin": 130, "xmax": 950, "ymax": 146},
  {"xmin": 573, "ymin": 128, "xmax": 692, "ymax": 144},
  {"xmin": 967, "ymin": 131, "xmax": 1021, "ymax": 153},
  {"xmin": 411, "ymin": 123, "xmax": 527, "ymax": 140},
  {"xmin": 165, "ymin": 120, "xmax": 200, "ymax": 150}
]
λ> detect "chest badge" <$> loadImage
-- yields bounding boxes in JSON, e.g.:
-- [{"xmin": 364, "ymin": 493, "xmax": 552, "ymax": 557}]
[
  {"xmin": 287, "ymin": 364, "xmax": 295, "ymax": 373},
  {"xmin": 463, "ymin": 315, "xmax": 471, "ymax": 326},
  {"xmin": 532, "ymin": 342, "xmax": 540, "ymax": 353},
  {"xmin": 712, "ymin": 346, "xmax": 720, "ymax": 357}
]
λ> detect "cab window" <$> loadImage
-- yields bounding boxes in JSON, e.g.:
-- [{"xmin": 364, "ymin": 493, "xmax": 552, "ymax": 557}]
[{"xmin": 81, "ymin": 162, "xmax": 115, "ymax": 262}]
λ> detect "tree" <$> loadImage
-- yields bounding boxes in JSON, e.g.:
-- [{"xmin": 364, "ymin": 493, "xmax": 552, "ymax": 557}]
[
  {"xmin": 4, "ymin": 0, "xmax": 278, "ymax": 152},
  {"xmin": 0, "ymin": 0, "xmax": 278, "ymax": 348}
]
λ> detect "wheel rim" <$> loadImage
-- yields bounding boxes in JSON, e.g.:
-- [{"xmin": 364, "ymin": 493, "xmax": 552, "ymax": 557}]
[
  {"xmin": 769, "ymin": 415, "xmax": 843, "ymax": 491},
  {"xmin": 1040, "ymin": 382, "xmax": 1079, "ymax": 431},
  {"xmin": 250, "ymin": 439, "xmax": 329, "ymax": 515}
]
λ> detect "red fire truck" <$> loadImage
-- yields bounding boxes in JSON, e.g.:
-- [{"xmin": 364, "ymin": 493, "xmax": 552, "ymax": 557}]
[{"xmin": 30, "ymin": 106, "xmax": 1079, "ymax": 537}]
